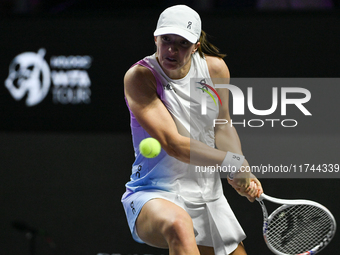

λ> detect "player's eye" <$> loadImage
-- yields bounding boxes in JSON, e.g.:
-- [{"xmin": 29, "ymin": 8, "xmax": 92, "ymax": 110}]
[
  {"xmin": 161, "ymin": 36, "xmax": 170, "ymax": 42},
  {"xmin": 180, "ymin": 40, "xmax": 191, "ymax": 47}
]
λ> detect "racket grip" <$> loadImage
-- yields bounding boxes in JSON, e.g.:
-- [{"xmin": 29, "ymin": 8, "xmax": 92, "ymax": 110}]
[{"xmin": 256, "ymin": 193, "xmax": 265, "ymax": 201}]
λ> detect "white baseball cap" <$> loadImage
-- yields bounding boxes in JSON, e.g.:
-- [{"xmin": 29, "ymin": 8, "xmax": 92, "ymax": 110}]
[{"xmin": 154, "ymin": 5, "xmax": 201, "ymax": 44}]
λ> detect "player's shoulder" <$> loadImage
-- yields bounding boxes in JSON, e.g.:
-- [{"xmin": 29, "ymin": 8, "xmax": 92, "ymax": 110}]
[
  {"xmin": 205, "ymin": 55, "xmax": 230, "ymax": 78},
  {"xmin": 124, "ymin": 64, "xmax": 156, "ymax": 90},
  {"xmin": 125, "ymin": 64, "xmax": 154, "ymax": 83}
]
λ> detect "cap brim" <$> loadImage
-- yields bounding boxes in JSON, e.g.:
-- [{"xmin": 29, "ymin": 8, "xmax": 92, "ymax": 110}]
[{"xmin": 154, "ymin": 27, "xmax": 198, "ymax": 44}]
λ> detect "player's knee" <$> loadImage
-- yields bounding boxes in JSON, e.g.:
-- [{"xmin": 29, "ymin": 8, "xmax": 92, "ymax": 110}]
[{"xmin": 161, "ymin": 212, "xmax": 194, "ymax": 246}]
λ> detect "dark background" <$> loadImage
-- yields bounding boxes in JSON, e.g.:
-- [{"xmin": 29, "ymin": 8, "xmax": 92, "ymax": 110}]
[{"xmin": 0, "ymin": 1, "xmax": 339, "ymax": 254}]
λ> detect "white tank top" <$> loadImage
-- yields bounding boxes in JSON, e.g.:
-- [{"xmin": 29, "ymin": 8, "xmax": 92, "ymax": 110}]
[{"xmin": 125, "ymin": 53, "xmax": 223, "ymax": 202}]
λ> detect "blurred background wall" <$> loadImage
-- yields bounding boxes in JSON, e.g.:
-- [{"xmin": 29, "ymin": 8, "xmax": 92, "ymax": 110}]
[{"xmin": 0, "ymin": 1, "xmax": 339, "ymax": 254}]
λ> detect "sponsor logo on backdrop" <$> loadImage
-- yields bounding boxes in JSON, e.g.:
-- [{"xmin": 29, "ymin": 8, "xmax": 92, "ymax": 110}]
[
  {"xmin": 5, "ymin": 48, "xmax": 92, "ymax": 106},
  {"xmin": 5, "ymin": 49, "xmax": 50, "ymax": 106}
]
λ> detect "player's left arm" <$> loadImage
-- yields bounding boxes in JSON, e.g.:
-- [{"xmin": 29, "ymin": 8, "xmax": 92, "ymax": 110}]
[
  {"xmin": 206, "ymin": 56, "xmax": 242, "ymax": 155},
  {"xmin": 206, "ymin": 55, "xmax": 263, "ymax": 201}
]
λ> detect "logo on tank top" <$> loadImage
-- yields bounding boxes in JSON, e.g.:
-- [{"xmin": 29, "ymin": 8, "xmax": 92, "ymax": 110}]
[
  {"xmin": 136, "ymin": 165, "xmax": 142, "ymax": 178},
  {"xmin": 164, "ymin": 83, "xmax": 177, "ymax": 93},
  {"xmin": 130, "ymin": 201, "xmax": 136, "ymax": 214}
]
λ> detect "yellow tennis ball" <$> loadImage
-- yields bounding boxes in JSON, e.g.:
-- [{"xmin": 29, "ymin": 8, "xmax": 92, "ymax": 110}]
[{"xmin": 139, "ymin": 138, "xmax": 161, "ymax": 158}]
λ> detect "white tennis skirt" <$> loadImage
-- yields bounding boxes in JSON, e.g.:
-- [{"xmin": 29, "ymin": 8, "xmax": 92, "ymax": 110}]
[{"xmin": 121, "ymin": 189, "xmax": 246, "ymax": 255}]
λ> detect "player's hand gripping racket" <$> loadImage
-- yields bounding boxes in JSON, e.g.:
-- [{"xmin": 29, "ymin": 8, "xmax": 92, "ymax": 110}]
[{"xmin": 256, "ymin": 193, "xmax": 336, "ymax": 255}]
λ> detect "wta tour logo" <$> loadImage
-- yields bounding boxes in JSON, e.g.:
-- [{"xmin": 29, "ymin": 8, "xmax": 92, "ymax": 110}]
[
  {"xmin": 197, "ymin": 80, "xmax": 312, "ymax": 128},
  {"xmin": 5, "ymin": 49, "xmax": 51, "ymax": 106},
  {"xmin": 5, "ymin": 48, "xmax": 92, "ymax": 106}
]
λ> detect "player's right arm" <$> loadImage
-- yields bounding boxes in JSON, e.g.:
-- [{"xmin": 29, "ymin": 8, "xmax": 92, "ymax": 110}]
[
  {"xmin": 124, "ymin": 65, "xmax": 189, "ymax": 162},
  {"xmin": 124, "ymin": 65, "xmax": 226, "ymax": 166}
]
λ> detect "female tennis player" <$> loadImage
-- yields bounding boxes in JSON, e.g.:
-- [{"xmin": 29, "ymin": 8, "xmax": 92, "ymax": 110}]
[{"xmin": 122, "ymin": 5, "xmax": 263, "ymax": 255}]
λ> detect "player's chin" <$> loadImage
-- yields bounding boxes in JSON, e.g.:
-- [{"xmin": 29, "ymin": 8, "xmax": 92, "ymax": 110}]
[{"xmin": 163, "ymin": 63, "xmax": 180, "ymax": 71}]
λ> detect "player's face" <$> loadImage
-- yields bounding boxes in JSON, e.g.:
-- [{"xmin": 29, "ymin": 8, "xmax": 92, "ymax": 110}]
[{"xmin": 155, "ymin": 34, "xmax": 199, "ymax": 79}]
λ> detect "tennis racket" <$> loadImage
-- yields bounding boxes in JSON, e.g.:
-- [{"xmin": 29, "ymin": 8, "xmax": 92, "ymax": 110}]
[{"xmin": 256, "ymin": 193, "xmax": 336, "ymax": 255}]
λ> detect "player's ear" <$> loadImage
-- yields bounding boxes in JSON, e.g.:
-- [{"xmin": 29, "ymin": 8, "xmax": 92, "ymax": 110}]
[
  {"xmin": 154, "ymin": 36, "xmax": 158, "ymax": 45},
  {"xmin": 192, "ymin": 41, "xmax": 200, "ymax": 54}
]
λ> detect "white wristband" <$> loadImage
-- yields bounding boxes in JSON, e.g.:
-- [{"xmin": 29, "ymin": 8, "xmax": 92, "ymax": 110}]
[{"xmin": 221, "ymin": 152, "xmax": 245, "ymax": 180}]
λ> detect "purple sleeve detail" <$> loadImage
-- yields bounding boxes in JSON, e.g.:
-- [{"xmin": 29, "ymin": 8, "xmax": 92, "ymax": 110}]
[
  {"xmin": 124, "ymin": 96, "xmax": 139, "ymax": 127},
  {"xmin": 133, "ymin": 59, "xmax": 164, "ymax": 100},
  {"xmin": 125, "ymin": 59, "xmax": 164, "ymax": 127}
]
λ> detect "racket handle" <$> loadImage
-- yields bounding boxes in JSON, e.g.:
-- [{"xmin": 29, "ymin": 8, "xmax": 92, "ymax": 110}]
[{"xmin": 256, "ymin": 193, "xmax": 265, "ymax": 201}]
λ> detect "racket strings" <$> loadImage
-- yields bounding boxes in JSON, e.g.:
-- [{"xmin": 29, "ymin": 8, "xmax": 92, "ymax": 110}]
[{"xmin": 266, "ymin": 204, "xmax": 333, "ymax": 254}]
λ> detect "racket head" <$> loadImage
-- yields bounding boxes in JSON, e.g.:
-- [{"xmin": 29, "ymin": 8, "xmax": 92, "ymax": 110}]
[{"xmin": 260, "ymin": 195, "xmax": 336, "ymax": 255}]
